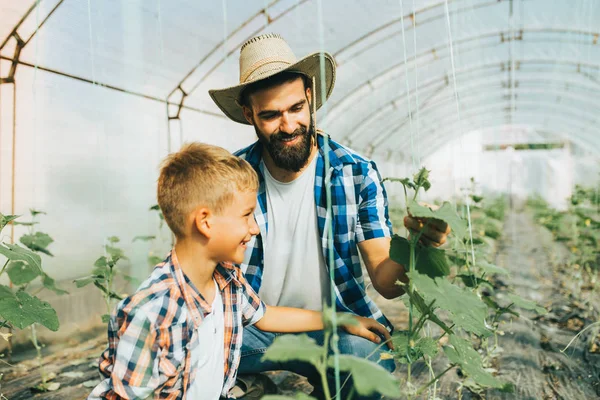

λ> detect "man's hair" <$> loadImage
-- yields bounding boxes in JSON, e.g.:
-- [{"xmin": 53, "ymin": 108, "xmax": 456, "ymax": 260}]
[
  {"xmin": 157, "ymin": 142, "xmax": 259, "ymax": 238},
  {"xmin": 239, "ymin": 71, "xmax": 310, "ymax": 108}
]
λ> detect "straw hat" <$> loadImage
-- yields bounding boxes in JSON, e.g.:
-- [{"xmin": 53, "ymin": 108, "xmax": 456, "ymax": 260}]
[{"xmin": 209, "ymin": 33, "xmax": 336, "ymax": 125}]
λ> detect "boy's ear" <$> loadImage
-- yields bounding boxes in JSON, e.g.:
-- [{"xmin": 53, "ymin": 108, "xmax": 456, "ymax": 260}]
[{"xmin": 193, "ymin": 207, "xmax": 212, "ymax": 239}]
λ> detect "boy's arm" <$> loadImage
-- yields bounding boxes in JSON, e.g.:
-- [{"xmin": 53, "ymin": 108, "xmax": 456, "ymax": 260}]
[
  {"xmin": 254, "ymin": 306, "xmax": 393, "ymax": 349},
  {"xmin": 89, "ymin": 304, "xmax": 180, "ymax": 399}
]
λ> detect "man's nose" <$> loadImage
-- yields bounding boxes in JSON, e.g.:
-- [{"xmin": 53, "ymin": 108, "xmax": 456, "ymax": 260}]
[{"xmin": 280, "ymin": 112, "xmax": 298, "ymax": 134}]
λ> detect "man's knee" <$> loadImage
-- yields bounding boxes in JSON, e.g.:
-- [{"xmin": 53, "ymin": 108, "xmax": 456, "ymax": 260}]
[{"xmin": 336, "ymin": 333, "xmax": 396, "ymax": 373}]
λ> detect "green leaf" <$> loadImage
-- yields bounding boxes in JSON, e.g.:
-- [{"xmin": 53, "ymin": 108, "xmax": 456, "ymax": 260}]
[
  {"xmin": 408, "ymin": 201, "xmax": 467, "ymax": 240},
  {"xmin": 30, "ymin": 209, "xmax": 46, "ymax": 217},
  {"xmin": 471, "ymin": 195, "xmax": 484, "ymax": 203},
  {"xmin": 133, "ymin": 236, "xmax": 156, "ymax": 242},
  {"xmin": 12, "ymin": 221, "xmax": 39, "ymax": 226},
  {"xmin": 149, "ymin": 205, "xmax": 160, "ymax": 211},
  {"xmin": 456, "ymin": 274, "xmax": 494, "ymax": 289},
  {"xmin": 390, "ymin": 236, "xmax": 450, "ymax": 278},
  {"xmin": 7, "ymin": 260, "xmax": 40, "ymax": 285},
  {"xmin": 477, "ymin": 261, "xmax": 509, "ymax": 276},
  {"xmin": 389, "ymin": 235, "xmax": 410, "ymax": 266},
  {"xmin": 408, "ymin": 270, "xmax": 492, "ymax": 337},
  {"xmin": 105, "ymin": 245, "xmax": 127, "ymax": 261},
  {"xmin": 0, "ymin": 284, "xmax": 15, "ymax": 300},
  {"xmin": 94, "ymin": 256, "xmax": 108, "ymax": 268},
  {"xmin": 20, "ymin": 232, "xmax": 54, "ymax": 256},
  {"xmin": 148, "ymin": 255, "xmax": 163, "ymax": 266},
  {"xmin": 0, "ymin": 243, "xmax": 43, "ymax": 276},
  {"xmin": 392, "ymin": 331, "xmax": 438, "ymax": 364},
  {"xmin": 415, "ymin": 246, "xmax": 450, "ymax": 278},
  {"xmin": 413, "ymin": 167, "xmax": 431, "ymax": 191},
  {"xmin": 101, "ymin": 314, "xmax": 110, "ymax": 323},
  {"xmin": 0, "ymin": 213, "xmax": 19, "ymax": 233},
  {"xmin": 505, "ymin": 293, "xmax": 547, "ymax": 315},
  {"xmin": 444, "ymin": 335, "xmax": 507, "ymax": 389},
  {"xmin": 42, "ymin": 274, "xmax": 68, "ymax": 296},
  {"xmin": 0, "ymin": 291, "xmax": 59, "ymax": 331},
  {"xmin": 329, "ymin": 355, "xmax": 401, "ymax": 397},
  {"xmin": 107, "ymin": 236, "xmax": 120, "ymax": 244},
  {"xmin": 262, "ymin": 334, "xmax": 323, "ymax": 365},
  {"xmin": 74, "ymin": 275, "xmax": 102, "ymax": 288}
]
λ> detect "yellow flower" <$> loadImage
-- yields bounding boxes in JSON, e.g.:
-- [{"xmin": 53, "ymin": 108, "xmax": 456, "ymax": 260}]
[
  {"xmin": 585, "ymin": 219, "xmax": 591, "ymax": 227},
  {"xmin": 571, "ymin": 246, "xmax": 578, "ymax": 253}
]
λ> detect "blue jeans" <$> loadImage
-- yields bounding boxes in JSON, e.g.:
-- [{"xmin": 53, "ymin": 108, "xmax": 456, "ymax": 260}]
[{"xmin": 238, "ymin": 326, "xmax": 396, "ymax": 400}]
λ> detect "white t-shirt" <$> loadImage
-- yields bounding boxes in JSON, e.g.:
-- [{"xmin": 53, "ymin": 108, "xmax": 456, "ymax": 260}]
[
  {"xmin": 186, "ymin": 280, "xmax": 225, "ymax": 399},
  {"xmin": 259, "ymin": 155, "xmax": 330, "ymax": 311}
]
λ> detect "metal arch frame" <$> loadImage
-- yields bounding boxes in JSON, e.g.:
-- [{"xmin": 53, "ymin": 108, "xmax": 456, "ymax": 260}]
[
  {"xmin": 324, "ymin": 31, "xmax": 600, "ymax": 126},
  {"xmin": 407, "ymin": 116, "xmax": 600, "ymax": 159},
  {"xmin": 0, "ymin": 0, "xmax": 66, "ymax": 247},
  {"xmin": 341, "ymin": 70, "xmax": 600, "ymax": 147},
  {"xmin": 164, "ymin": 0, "xmax": 310, "ymax": 151},
  {"xmin": 391, "ymin": 100, "xmax": 599, "ymax": 150},
  {"xmin": 373, "ymin": 114, "xmax": 600, "ymax": 163},
  {"xmin": 358, "ymin": 77, "xmax": 600, "ymax": 150},
  {"xmin": 389, "ymin": 105, "xmax": 600, "ymax": 158}
]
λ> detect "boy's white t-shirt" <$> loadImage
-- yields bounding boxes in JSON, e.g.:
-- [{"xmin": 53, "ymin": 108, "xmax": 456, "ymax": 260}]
[
  {"xmin": 259, "ymin": 155, "xmax": 330, "ymax": 311},
  {"xmin": 186, "ymin": 280, "xmax": 225, "ymax": 399}
]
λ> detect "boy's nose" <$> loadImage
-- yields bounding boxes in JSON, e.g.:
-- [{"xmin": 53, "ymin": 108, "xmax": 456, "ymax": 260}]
[{"xmin": 249, "ymin": 216, "xmax": 260, "ymax": 235}]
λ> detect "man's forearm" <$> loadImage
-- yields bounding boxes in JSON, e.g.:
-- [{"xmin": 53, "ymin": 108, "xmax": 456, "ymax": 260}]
[
  {"xmin": 254, "ymin": 305, "xmax": 324, "ymax": 333},
  {"xmin": 372, "ymin": 257, "xmax": 408, "ymax": 299}
]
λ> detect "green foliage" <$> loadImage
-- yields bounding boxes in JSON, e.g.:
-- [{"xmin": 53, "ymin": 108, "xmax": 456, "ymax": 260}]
[
  {"xmin": 0, "ymin": 287, "xmax": 59, "ymax": 331},
  {"xmin": 408, "ymin": 270, "xmax": 492, "ymax": 337},
  {"xmin": 329, "ymin": 355, "xmax": 402, "ymax": 397},
  {"xmin": 444, "ymin": 335, "xmax": 511, "ymax": 390},
  {"xmin": 390, "ymin": 235, "xmax": 450, "ymax": 278},
  {"xmin": 74, "ymin": 237, "xmax": 128, "ymax": 322}
]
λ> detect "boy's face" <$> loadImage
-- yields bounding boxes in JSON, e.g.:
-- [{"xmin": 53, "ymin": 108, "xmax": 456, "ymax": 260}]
[{"xmin": 209, "ymin": 189, "xmax": 259, "ymax": 264}]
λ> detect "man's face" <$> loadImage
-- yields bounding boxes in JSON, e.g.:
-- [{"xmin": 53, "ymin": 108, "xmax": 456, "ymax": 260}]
[{"xmin": 243, "ymin": 77, "xmax": 315, "ymax": 172}]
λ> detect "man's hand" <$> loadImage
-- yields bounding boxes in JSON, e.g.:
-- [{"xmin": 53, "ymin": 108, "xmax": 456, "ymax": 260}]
[
  {"xmin": 342, "ymin": 316, "xmax": 394, "ymax": 350},
  {"xmin": 403, "ymin": 203, "xmax": 451, "ymax": 247}
]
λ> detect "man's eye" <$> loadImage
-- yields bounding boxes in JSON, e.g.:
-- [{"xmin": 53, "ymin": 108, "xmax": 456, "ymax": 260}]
[{"xmin": 292, "ymin": 105, "xmax": 303, "ymax": 112}]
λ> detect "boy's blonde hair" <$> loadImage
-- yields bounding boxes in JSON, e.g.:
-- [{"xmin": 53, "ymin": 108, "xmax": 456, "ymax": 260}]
[{"xmin": 157, "ymin": 142, "xmax": 259, "ymax": 238}]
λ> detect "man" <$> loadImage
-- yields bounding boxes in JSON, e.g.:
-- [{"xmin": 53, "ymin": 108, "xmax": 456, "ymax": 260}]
[{"xmin": 209, "ymin": 33, "xmax": 449, "ymax": 399}]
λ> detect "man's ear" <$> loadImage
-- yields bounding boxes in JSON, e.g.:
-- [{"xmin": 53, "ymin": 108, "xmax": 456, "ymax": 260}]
[
  {"xmin": 305, "ymin": 86, "xmax": 312, "ymax": 107},
  {"xmin": 242, "ymin": 105, "xmax": 254, "ymax": 125},
  {"xmin": 193, "ymin": 207, "xmax": 212, "ymax": 239}
]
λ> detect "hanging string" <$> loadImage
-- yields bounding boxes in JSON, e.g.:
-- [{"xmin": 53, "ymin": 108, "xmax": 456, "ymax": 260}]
[
  {"xmin": 443, "ymin": 0, "xmax": 477, "ymax": 268},
  {"xmin": 399, "ymin": 0, "xmax": 416, "ymax": 173},
  {"xmin": 316, "ymin": 0, "xmax": 341, "ymax": 395},
  {"xmin": 411, "ymin": 0, "xmax": 421, "ymax": 168}
]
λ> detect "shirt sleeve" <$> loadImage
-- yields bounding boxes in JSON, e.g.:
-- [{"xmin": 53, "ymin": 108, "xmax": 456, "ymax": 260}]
[
  {"xmin": 88, "ymin": 301, "xmax": 184, "ymax": 399},
  {"xmin": 237, "ymin": 268, "xmax": 266, "ymax": 326},
  {"xmin": 355, "ymin": 160, "xmax": 393, "ymax": 242}
]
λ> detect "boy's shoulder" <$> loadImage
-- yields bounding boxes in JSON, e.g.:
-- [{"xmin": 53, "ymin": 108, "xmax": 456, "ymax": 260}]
[{"xmin": 114, "ymin": 261, "xmax": 188, "ymax": 329}]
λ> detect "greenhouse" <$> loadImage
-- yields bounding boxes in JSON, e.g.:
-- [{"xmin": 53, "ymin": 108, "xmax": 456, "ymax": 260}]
[{"xmin": 0, "ymin": 0, "xmax": 598, "ymax": 399}]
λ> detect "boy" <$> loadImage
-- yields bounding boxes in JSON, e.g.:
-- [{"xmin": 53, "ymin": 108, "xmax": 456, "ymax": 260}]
[{"xmin": 89, "ymin": 143, "xmax": 392, "ymax": 399}]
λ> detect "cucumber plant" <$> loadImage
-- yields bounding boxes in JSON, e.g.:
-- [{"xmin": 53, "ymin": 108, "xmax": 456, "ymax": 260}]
[
  {"xmin": 385, "ymin": 168, "xmax": 513, "ymax": 397},
  {"xmin": 0, "ymin": 211, "xmax": 63, "ymax": 392},
  {"xmin": 74, "ymin": 237, "xmax": 130, "ymax": 323}
]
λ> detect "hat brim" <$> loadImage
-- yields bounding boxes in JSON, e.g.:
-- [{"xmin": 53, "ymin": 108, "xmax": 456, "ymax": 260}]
[{"xmin": 209, "ymin": 52, "xmax": 336, "ymax": 125}]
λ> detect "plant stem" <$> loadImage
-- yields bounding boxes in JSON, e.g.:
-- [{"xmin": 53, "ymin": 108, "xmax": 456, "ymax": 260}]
[
  {"xmin": 415, "ymin": 364, "xmax": 455, "ymax": 396},
  {"xmin": 321, "ymin": 330, "xmax": 332, "ymax": 400},
  {"xmin": 0, "ymin": 260, "xmax": 9, "ymax": 277},
  {"xmin": 30, "ymin": 324, "xmax": 47, "ymax": 385}
]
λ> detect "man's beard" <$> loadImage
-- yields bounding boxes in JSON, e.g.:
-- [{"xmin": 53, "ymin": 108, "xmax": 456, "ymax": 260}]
[{"xmin": 255, "ymin": 116, "xmax": 315, "ymax": 172}]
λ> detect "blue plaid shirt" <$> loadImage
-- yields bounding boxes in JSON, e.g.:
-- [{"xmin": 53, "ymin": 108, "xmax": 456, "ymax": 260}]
[{"xmin": 235, "ymin": 133, "xmax": 394, "ymax": 330}]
